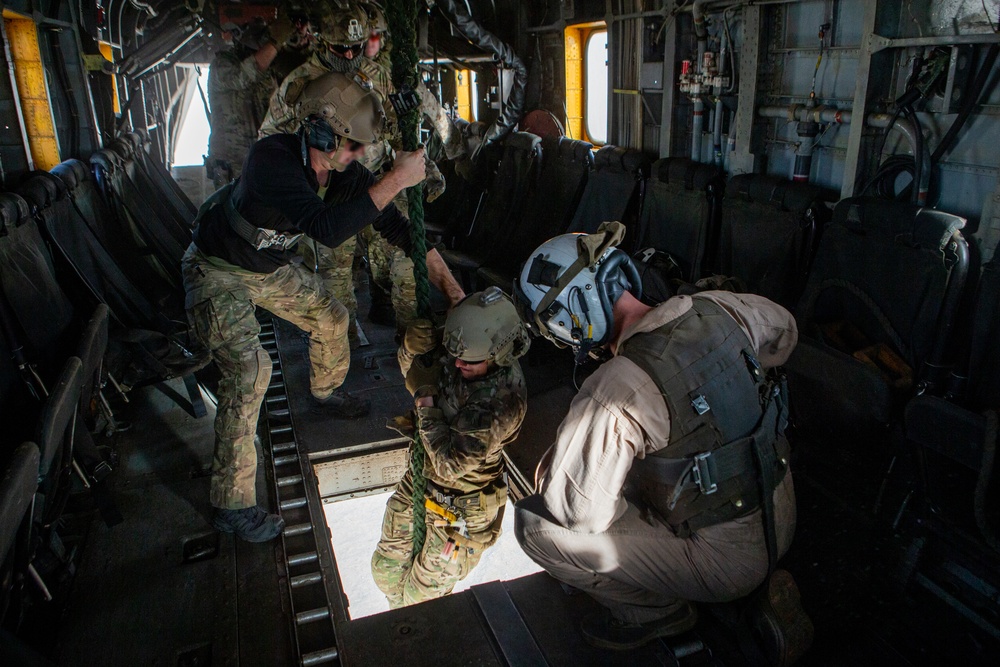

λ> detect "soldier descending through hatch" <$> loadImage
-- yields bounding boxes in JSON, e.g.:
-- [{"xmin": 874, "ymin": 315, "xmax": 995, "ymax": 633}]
[
  {"xmin": 182, "ymin": 71, "xmax": 463, "ymax": 543},
  {"xmin": 371, "ymin": 288, "xmax": 529, "ymax": 607},
  {"xmin": 511, "ymin": 223, "xmax": 813, "ymax": 663},
  {"xmin": 205, "ymin": 11, "xmax": 309, "ymax": 190},
  {"xmin": 259, "ymin": 0, "xmax": 466, "ymax": 344}
]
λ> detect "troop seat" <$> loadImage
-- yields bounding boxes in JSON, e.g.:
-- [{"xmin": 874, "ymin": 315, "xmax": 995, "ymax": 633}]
[
  {"xmin": 565, "ymin": 145, "xmax": 650, "ymax": 238},
  {"xmin": 51, "ymin": 158, "xmax": 181, "ymax": 299},
  {"xmin": 0, "ymin": 442, "xmax": 39, "ymax": 565},
  {"xmin": 637, "ymin": 158, "xmax": 725, "ymax": 282},
  {"xmin": 0, "ymin": 192, "xmax": 78, "ymax": 380},
  {"xmin": 120, "ymin": 131, "xmax": 197, "ymax": 220},
  {"xmin": 35, "ymin": 357, "xmax": 83, "ymax": 526},
  {"xmin": 90, "ymin": 148, "xmax": 189, "ymax": 282},
  {"xmin": 717, "ymin": 174, "xmax": 828, "ymax": 308},
  {"xmin": 477, "ymin": 135, "xmax": 593, "ymax": 292},
  {"xmin": 440, "ymin": 132, "xmax": 542, "ymax": 289},
  {"xmin": 785, "ymin": 197, "xmax": 969, "ymax": 435}
]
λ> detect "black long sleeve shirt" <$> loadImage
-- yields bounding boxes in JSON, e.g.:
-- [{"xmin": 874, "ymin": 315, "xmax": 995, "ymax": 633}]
[{"xmin": 193, "ymin": 133, "xmax": 412, "ymax": 274}]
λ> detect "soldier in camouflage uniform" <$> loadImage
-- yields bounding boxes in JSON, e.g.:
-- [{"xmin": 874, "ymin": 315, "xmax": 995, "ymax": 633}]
[
  {"xmin": 183, "ymin": 72, "xmax": 432, "ymax": 543},
  {"xmin": 371, "ymin": 288, "xmax": 530, "ymax": 607},
  {"xmin": 206, "ymin": 19, "xmax": 280, "ymax": 189},
  {"xmin": 260, "ymin": 1, "xmax": 466, "ymax": 336},
  {"xmin": 206, "ymin": 16, "xmax": 309, "ymax": 190}
]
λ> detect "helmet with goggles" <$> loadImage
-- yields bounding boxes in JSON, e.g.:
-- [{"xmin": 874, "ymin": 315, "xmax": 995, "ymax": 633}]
[{"xmin": 313, "ymin": 0, "xmax": 369, "ymax": 71}]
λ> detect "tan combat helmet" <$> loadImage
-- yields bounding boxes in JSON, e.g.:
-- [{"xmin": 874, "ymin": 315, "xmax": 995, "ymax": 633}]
[
  {"xmin": 361, "ymin": 2, "xmax": 388, "ymax": 36},
  {"xmin": 294, "ymin": 70, "xmax": 386, "ymax": 146},
  {"xmin": 443, "ymin": 287, "xmax": 531, "ymax": 367},
  {"xmin": 313, "ymin": 0, "xmax": 370, "ymax": 72}
]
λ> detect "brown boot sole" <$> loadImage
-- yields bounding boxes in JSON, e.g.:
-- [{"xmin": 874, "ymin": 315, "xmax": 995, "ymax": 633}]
[{"xmin": 757, "ymin": 569, "xmax": 815, "ymax": 666}]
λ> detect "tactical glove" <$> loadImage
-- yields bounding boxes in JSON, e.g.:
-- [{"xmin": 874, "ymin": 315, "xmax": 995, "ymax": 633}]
[
  {"xmin": 405, "ymin": 354, "xmax": 443, "ymax": 397},
  {"xmin": 403, "ymin": 319, "xmax": 438, "ymax": 356}
]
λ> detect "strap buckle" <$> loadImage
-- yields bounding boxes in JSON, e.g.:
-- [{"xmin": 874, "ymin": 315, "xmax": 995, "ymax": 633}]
[
  {"xmin": 252, "ymin": 228, "xmax": 303, "ymax": 251},
  {"xmin": 692, "ymin": 452, "xmax": 718, "ymax": 495}
]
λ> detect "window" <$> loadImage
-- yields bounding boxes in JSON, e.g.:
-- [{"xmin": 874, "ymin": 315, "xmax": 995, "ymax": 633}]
[
  {"xmin": 174, "ymin": 65, "xmax": 211, "ymax": 167},
  {"xmin": 585, "ymin": 30, "xmax": 608, "ymax": 144},
  {"xmin": 565, "ymin": 22, "xmax": 607, "ymax": 145}
]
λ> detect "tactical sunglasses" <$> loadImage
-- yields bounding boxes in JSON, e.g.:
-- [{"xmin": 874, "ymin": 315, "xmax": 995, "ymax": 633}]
[{"xmin": 329, "ymin": 42, "xmax": 365, "ymax": 57}]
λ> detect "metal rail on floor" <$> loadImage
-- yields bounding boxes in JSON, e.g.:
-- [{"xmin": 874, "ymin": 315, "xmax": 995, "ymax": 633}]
[{"xmin": 260, "ymin": 319, "xmax": 344, "ymax": 666}]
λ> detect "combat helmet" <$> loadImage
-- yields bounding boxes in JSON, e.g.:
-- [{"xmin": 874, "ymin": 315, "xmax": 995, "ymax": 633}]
[
  {"xmin": 443, "ymin": 287, "xmax": 530, "ymax": 367},
  {"xmin": 294, "ymin": 70, "xmax": 386, "ymax": 149},
  {"xmin": 313, "ymin": 0, "xmax": 370, "ymax": 72},
  {"xmin": 513, "ymin": 222, "xmax": 642, "ymax": 358},
  {"xmin": 361, "ymin": 2, "xmax": 388, "ymax": 36}
]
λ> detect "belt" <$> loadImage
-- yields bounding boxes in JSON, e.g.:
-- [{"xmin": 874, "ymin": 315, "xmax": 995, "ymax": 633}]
[{"xmin": 222, "ymin": 185, "xmax": 303, "ymax": 251}]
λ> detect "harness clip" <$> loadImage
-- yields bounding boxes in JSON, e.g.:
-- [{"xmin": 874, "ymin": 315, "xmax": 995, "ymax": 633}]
[{"xmin": 692, "ymin": 452, "xmax": 718, "ymax": 495}]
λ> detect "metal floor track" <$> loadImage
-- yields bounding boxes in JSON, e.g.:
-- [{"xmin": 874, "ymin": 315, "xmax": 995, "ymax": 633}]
[{"xmin": 259, "ymin": 319, "xmax": 346, "ymax": 666}]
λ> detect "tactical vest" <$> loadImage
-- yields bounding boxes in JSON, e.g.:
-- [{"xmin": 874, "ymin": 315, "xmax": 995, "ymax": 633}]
[{"xmin": 621, "ymin": 299, "xmax": 790, "ymax": 538}]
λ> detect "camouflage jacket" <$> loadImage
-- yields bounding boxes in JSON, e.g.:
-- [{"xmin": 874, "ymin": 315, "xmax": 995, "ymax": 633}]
[
  {"xmin": 400, "ymin": 348, "xmax": 527, "ymax": 494},
  {"xmin": 207, "ymin": 49, "xmax": 278, "ymax": 174}
]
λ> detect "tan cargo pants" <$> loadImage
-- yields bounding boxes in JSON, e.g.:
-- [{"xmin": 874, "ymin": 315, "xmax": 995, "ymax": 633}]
[
  {"xmin": 371, "ymin": 469, "xmax": 503, "ymax": 608},
  {"xmin": 182, "ymin": 243, "xmax": 350, "ymax": 509},
  {"xmin": 514, "ymin": 474, "xmax": 797, "ymax": 623}
]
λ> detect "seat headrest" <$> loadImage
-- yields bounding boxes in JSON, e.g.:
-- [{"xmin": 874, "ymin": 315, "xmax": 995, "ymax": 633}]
[
  {"xmin": 594, "ymin": 145, "xmax": 651, "ymax": 175},
  {"xmin": 123, "ymin": 132, "xmax": 144, "ymax": 152},
  {"xmin": 504, "ymin": 131, "xmax": 542, "ymax": 153},
  {"xmin": 18, "ymin": 171, "xmax": 67, "ymax": 211},
  {"xmin": 557, "ymin": 137, "xmax": 594, "ymax": 164},
  {"xmin": 656, "ymin": 158, "xmax": 721, "ymax": 191},
  {"xmin": 51, "ymin": 159, "xmax": 89, "ymax": 189},
  {"xmin": 0, "ymin": 193, "xmax": 31, "ymax": 233},
  {"xmin": 110, "ymin": 139, "xmax": 133, "ymax": 161},
  {"xmin": 621, "ymin": 148, "xmax": 652, "ymax": 174},
  {"xmin": 90, "ymin": 149, "xmax": 121, "ymax": 171}
]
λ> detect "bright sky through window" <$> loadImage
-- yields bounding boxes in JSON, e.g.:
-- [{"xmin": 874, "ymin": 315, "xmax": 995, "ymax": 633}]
[{"xmin": 586, "ymin": 30, "xmax": 608, "ymax": 144}]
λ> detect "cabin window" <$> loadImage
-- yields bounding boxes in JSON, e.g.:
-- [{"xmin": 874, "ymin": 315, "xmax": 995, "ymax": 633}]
[
  {"xmin": 585, "ymin": 30, "xmax": 608, "ymax": 145},
  {"xmin": 173, "ymin": 65, "xmax": 211, "ymax": 167},
  {"xmin": 565, "ymin": 22, "xmax": 607, "ymax": 145}
]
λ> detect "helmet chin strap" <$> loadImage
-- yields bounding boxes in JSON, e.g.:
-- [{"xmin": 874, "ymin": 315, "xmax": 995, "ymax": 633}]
[{"xmin": 322, "ymin": 140, "xmax": 352, "ymax": 172}]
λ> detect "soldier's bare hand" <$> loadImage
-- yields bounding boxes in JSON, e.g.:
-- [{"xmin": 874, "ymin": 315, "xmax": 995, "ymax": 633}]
[
  {"xmin": 393, "ymin": 148, "xmax": 427, "ymax": 188},
  {"xmin": 403, "ymin": 319, "xmax": 438, "ymax": 356}
]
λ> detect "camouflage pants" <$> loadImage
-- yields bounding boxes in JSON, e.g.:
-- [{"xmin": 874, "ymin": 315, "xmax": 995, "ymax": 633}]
[
  {"xmin": 299, "ymin": 236, "xmax": 358, "ymax": 344},
  {"xmin": 182, "ymin": 244, "xmax": 350, "ymax": 509},
  {"xmin": 360, "ymin": 221, "xmax": 418, "ymax": 330},
  {"xmin": 371, "ymin": 469, "xmax": 503, "ymax": 608}
]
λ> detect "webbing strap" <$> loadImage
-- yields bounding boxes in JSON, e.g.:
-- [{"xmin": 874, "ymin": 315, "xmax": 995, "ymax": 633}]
[{"xmin": 532, "ymin": 221, "xmax": 626, "ymax": 335}]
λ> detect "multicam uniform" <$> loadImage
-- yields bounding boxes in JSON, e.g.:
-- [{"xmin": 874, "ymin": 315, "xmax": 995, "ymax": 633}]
[
  {"xmin": 206, "ymin": 48, "xmax": 279, "ymax": 189},
  {"xmin": 259, "ymin": 51, "xmax": 462, "ymax": 331},
  {"xmin": 371, "ymin": 346, "xmax": 527, "ymax": 607},
  {"xmin": 183, "ymin": 133, "xmax": 414, "ymax": 510}
]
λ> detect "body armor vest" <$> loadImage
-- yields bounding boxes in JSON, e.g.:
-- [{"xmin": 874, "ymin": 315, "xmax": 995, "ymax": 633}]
[{"xmin": 621, "ymin": 299, "xmax": 790, "ymax": 537}]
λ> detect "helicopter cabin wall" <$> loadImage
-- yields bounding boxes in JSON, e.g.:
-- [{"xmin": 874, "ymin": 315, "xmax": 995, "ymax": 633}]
[{"xmin": 515, "ymin": 1, "xmax": 998, "ymax": 236}]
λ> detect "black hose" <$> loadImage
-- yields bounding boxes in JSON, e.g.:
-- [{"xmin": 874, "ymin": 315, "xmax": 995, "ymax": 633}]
[
  {"xmin": 932, "ymin": 44, "xmax": 999, "ymax": 164},
  {"xmin": 433, "ymin": 0, "xmax": 528, "ymax": 161},
  {"xmin": 903, "ymin": 106, "xmax": 923, "ymax": 204}
]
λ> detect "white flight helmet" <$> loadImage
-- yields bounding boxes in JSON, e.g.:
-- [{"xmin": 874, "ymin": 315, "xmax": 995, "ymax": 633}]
[{"xmin": 513, "ymin": 222, "xmax": 641, "ymax": 358}]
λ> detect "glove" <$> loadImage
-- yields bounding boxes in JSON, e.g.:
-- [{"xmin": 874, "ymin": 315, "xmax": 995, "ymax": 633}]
[
  {"xmin": 386, "ymin": 412, "xmax": 416, "ymax": 439},
  {"xmin": 405, "ymin": 354, "xmax": 443, "ymax": 397},
  {"xmin": 268, "ymin": 17, "xmax": 296, "ymax": 48},
  {"xmin": 424, "ymin": 156, "xmax": 446, "ymax": 203},
  {"xmin": 403, "ymin": 319, "xmax": 438, "ymax": 356}
]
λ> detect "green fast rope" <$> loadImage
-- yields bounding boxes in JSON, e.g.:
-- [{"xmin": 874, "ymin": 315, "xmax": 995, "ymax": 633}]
[{"xmin": 386, "ymin": 0, "xmax": 432, "ymax": 558}]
